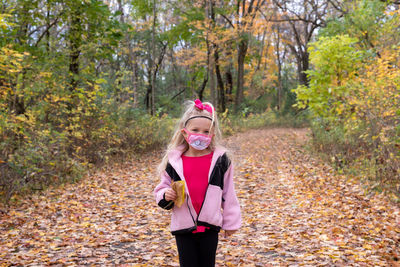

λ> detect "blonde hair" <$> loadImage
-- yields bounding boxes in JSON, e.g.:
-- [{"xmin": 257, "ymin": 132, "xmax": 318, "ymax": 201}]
[{"xmin": 158, "ymin": 100, "xmax": 222, "ymax": 174}]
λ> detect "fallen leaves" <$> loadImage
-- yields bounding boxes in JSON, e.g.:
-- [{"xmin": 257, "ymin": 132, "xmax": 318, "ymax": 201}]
[
  {"xmin": 220, "ymin": 128, "xmax": 400, "ymax": 266},
  {"xmin": 0, "ymin": 128, "xmax": 399, "ymax": 266}
]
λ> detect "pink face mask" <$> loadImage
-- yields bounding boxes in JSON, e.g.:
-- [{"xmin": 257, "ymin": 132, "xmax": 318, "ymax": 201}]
[{"xmin": 183, "ymin": 128, "xmax": 213, "ymax": 150}]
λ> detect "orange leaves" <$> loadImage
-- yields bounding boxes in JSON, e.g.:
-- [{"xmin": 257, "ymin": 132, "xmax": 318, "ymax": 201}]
[
  {"xmin": 221, "ymin": 128, "xmax": 400, "ymax": 265},
  {"xmin": 0, "ymin": 128, "xmax": 399, "ymax": 265}
]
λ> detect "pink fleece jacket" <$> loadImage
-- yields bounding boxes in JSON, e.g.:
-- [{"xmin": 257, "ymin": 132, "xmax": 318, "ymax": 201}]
[{"xmin": 154, "ymin": 145, "xmax": 241, "ymax": 234}]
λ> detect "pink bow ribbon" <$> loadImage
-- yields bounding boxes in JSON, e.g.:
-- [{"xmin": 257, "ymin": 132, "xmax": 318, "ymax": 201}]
[{"xmin": 194, "ymin": 99, "xmax": 213, "ymax": 114}]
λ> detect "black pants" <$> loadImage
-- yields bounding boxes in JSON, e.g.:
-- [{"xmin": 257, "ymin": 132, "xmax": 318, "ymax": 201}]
[{"xmin": 174, "ymin": 230, "xmax": 219, "ymax": 267}]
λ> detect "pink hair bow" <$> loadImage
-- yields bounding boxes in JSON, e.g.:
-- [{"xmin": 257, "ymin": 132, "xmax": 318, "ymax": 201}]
[{"xmin": 194, "ymin": 99, "xmax": 213, "ymax": 114}]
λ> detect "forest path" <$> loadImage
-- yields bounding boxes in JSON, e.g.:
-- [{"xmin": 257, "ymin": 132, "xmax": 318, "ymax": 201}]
[{"xmin": 1, "ymin": 128, "xmax": 399, "ymax": 266}]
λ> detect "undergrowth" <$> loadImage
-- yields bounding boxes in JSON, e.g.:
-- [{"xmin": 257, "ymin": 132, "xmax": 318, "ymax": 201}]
[{"xmin": 0, "ymin": 110, "xmax": 306, "ymax": 205}]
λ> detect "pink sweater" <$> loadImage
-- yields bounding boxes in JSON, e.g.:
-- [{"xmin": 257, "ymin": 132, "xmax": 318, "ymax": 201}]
[
  {"xmin": 182, "ymin": 152, "xmax": 213, "ymax": 214},
  {"xmin": 182, "ymin": 152, "xmax": 213, "ymax": 233}
]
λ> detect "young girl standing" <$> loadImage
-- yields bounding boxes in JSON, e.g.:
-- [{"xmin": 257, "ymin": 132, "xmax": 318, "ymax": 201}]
[{"xmin": 154, "ymin": 99, "xmax": 241, "ymax": 267}]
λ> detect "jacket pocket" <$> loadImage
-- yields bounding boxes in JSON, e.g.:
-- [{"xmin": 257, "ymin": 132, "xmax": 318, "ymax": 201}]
[
  {"xmin": 197, "ymin": 185, "xmax": 223, "ymax": 226},
  {"xmin": 170, "ymin": 199, "xmax": 196, "ymax": 232}
]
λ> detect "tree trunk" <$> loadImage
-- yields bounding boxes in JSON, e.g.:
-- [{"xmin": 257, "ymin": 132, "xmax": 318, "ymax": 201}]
[
  {"xmin": 300, "ymin": 50, "xmax": 309, "ymax": 86},
  {"xmin": 225, "ymin": 66, "xmax": 233, "ymax": 102},
  {"xmin": 206, "ymin": 0, "xmax": 217, "ymax": 105},
  {"xmin": 209, "ymin": 0, "xmax": 225, "ymax": 111},
  {"xmin": 210, "ymin": 54, "xmax": 216, "ymax": 105},
  {"xmin": 68, "ymin": 2, "xmax": 82, "ymax": 92},
  {"xmin": 118, "ymin": 0, "xmax": 138, "ymax": 107},
  {"xmin": 151, "ymin": 0, "xmax": 157, "ymax": 115},
  {"xmin": 235, "ymin": 39, "xmax": 248, "ymax": 113},
  {"xmin": 46, "ymin": 0, "xmax": 51, "ymax": 52},
  {"xmin": 170, "ymin": 49, "xmax": 179, "ymax": 98},
  {"xmin": 214, "ymin": 48, "xmax": 225, "ymax": 112},
  {"xmin": 198, "ymin": 75, "xmax": 208, "ymax": 101},
  {"xmin": 233, "ymin": 0, "xmax": 263, "ymax": 113},
  {"xmin": 199, "ymin": 35, "xmax": 210, "ymax": 101},
  {"xmin": 10, "ymin": 1, "xmax": 30, "ymax": 115},
  {"xmin": 145, "ymin": 67, "xmax": 152, "ymax": 111},
  {"xmin": 275, "ymin": 26, "xmax": 282, "ymax": 111},
  {"xmin": 129, "ymin": 50, "xmax": 139, "ymax": 108},
  {"xmin": 256, "ymin": 31, "xmax": 266, "ymax": 71},
  {"xmin": 289, "ymin": 43, "xmax": 310, "ymax": 88}
]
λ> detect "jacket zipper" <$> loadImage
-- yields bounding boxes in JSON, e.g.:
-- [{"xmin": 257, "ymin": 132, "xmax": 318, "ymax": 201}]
[
  {"xmin": 186, "ymin": 155, "xmax": 219, "ymax": 229},
  {"xmin": 186, "ymin": 194, "xmax": 197, "ymax": 228},
  {"xmin": 196, "ymin": 183, "xmax": 210, "ymax": 224},
  {"xmin": 197, "ymin": 156, "xmax": 220, "ymax": 222}
]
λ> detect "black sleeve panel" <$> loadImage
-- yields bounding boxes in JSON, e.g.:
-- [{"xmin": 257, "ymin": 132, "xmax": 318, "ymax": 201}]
[
  {"xmin": 209, "ymin": 153, "xmax": 231, "ymax": 190},
  {"xmin": 166, "ymin": 163, "xmax": 182, "ymax": 182},
  {"xmin": 158, "ymin": 193, "xmax": 174, "ymax": 210}
]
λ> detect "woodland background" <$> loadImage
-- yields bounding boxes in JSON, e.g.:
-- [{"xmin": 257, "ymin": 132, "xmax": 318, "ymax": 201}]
[{"xmin": 0, "ymin": 0, "xmax": 399, "ymax": 203}]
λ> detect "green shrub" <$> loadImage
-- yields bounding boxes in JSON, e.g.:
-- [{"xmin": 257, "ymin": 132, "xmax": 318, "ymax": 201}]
[
  {"xmin": 0, "ymin": 124, "xmax": 84, "ymax": 204},
  {"xmin": 0, "ymin": 105, "xmax": 309, "ymax": 204},
  {"xmin": 309, "ymin": 118, "xmax": 400, "ymax": 202},
  {"xmin": 0, "ymin": 105, "xmax": 177, "ymax": 204}
]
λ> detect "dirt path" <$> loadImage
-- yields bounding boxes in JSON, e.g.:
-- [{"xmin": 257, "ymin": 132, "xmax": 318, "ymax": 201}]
[{"xmin": 1, "ymin": 128, "xmax": 399, "ymax": 266}]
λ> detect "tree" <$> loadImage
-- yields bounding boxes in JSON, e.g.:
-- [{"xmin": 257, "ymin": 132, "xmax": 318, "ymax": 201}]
[
  {"xmin": 67, "ymin": 0, "xmax": 83, "ymax": 92},
  {"xmin": 151, "ymin": 0, "xmax": 157, "ymax": 115},
  {"xmin": 293, "ymin": 35, "xmax": 362, "ymax": 119},
  {"xmin": 271, "ymin": 0, "xmax": 330, "ymax": 87},
  {"xmin": 233, "ymin": 0, "xmax": 266, "ymax": 112}
]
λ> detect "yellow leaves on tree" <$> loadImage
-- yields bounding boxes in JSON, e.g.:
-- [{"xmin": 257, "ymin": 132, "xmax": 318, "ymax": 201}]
[{"xmin": 346, "ymin": 47, "xmax": 400, "ymax": 152}]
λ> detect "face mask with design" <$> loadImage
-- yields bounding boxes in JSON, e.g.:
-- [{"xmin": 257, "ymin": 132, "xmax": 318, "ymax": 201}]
[{"xmin": 183, "ymin": 128, "xmax": 213, "ymax": 150}]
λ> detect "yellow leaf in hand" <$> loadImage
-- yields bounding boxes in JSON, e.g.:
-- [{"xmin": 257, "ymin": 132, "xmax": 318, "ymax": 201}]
[{"xmin": 172, "ymin": 181, "xmax": 185, "ymax": 208}]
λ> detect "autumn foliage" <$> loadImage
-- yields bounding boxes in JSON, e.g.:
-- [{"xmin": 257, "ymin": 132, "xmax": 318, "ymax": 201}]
[
  {"xmin": 0, "ymin": 129, "xmax": 399, "ymax": 265},
  {"xmin": 0, "ymin": 0, "xmax": 398, "ymax": 217},
  {"xmin": 0, "ymin": 0, "xmax": 312, "ymax": 202},
  {"xmin": 294, "ymin": 5, "xmax": 400, "ymax": 199}
]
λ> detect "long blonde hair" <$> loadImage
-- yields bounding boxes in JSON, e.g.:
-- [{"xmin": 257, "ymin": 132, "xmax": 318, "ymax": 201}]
[{"xmin": 158, "ymin": 100, "xmax": 222, "ymax": 174}]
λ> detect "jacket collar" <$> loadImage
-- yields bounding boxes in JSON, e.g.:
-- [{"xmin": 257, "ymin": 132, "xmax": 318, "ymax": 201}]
[{"xmin": 168, "ymin": 144, "xmax": 227, "ymax": 181}]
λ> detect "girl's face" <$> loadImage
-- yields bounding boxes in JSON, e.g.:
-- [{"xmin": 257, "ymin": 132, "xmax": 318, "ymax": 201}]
[
  {"xmin": 181, "ymin": 117, "xmax": 214, "ymax": 151},
  {"xmin": 182, "ymin": 117, "xmax": 213, "ymax": 136}
]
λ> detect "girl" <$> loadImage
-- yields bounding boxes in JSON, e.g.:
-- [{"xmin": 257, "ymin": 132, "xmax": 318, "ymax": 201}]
[{"xmin": 154, "ymin": 99, "xmax": 241, "ymax": 267}]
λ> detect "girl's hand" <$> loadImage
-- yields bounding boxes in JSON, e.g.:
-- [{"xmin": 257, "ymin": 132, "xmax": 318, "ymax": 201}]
[
  {"xmin": 224, "ymin": 230, "xmax": 237, "ymax": 238},
  {"xmin": 165, "ymin": 188, "xmax": 177, "ymax": 201}
]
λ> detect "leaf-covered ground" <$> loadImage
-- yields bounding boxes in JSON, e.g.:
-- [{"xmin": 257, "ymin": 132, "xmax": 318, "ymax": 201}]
[{"xmin": 1, "ymin": 128, "xmax": 399, "ymax": 266}]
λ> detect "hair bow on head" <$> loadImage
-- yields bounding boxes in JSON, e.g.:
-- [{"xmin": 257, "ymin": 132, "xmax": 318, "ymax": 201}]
[{"xmin": 194, "ymin": 99, "xmax": 213, "ymax": 114}]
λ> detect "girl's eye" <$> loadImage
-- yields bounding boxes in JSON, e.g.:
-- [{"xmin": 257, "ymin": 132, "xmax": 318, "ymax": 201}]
[{"xmin": 204, "ymin": 131, "xmax": 209, "ymax": 134}]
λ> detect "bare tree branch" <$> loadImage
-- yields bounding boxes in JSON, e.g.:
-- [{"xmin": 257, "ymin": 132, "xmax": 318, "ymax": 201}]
[
  {"xmin": 219, "ymin": 13, "xmax": 235, "ymax": 28},
  {"xmin": 34, "ymin": 10, "xmax": 65, "ymax": 47}
]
